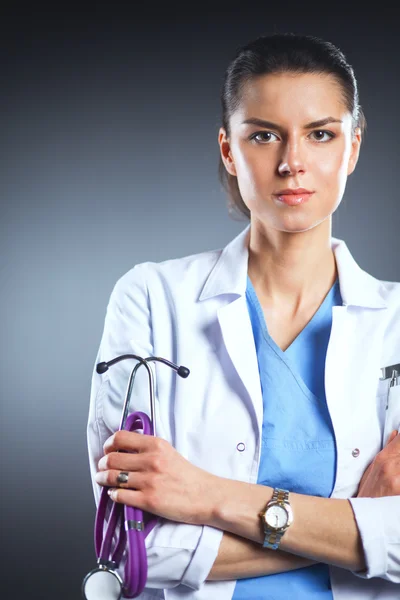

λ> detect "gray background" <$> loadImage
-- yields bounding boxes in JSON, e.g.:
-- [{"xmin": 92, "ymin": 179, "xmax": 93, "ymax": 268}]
[{"xmin": 1, "ymin": 3, "xmax": 399, "ymax": 598}]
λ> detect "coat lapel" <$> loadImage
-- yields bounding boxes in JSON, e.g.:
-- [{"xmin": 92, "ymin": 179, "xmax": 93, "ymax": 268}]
[
  {"xmin": 325, "ymin": 306, "xmax": 385, "ymax": 442},
  {"xmin": 217, "ymin": 297, "xmax": 263, "ymax": 432},
  {"xmin": 328, "ymin": 237, "xmax": 388, "ymax": 436},
  {"xmin": 199, "ymin": 225, "xmax": 263, "ymax": 437},
  {"xmin": 325, "ymin": 241, "xmax": 388, "ymax": 495}
]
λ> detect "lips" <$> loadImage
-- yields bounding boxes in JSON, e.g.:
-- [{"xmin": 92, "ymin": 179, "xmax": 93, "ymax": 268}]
[
  {"xmin": 274, "ymin": 188, "xmax": 313, "ymax": 195},
  {"xmin": 273, "ymin": 188, "xmax": 314, "ymax": 206}
]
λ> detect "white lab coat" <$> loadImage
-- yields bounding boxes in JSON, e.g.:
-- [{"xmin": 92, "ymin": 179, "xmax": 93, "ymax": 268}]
[{"xmin": 87, "ymin": 224, "xmax": 400, "ymax": 599}]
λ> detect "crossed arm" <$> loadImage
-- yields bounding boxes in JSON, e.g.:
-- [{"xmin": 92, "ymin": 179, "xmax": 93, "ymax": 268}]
[
  {"xmin": 206, "ymin": 486, "xmax": 361, "ymax": 580},
  {"xmin": 95, "ymin": 429, "xmax": 400, "ymax": 581},
  {"xmin": 207, "ymin": 532, "xmax": 317, "ymax": 580}
]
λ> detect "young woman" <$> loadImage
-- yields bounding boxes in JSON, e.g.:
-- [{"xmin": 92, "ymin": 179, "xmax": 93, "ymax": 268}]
[{"xmin": 87, "ymin": 33, "xmax": 400, "ymax": 599}]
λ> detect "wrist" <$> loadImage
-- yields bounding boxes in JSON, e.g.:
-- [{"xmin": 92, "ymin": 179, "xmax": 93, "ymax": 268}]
[
  {"xmin": 260, "ymin": 488, "xmax": 293, "ymax": 550},
  {"xmin": 206, "ymin": 477, "xmax": 274, "ymax": 544}
]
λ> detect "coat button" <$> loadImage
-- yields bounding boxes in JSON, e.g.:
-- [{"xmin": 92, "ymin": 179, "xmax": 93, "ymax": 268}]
[
  {"xmin": 352, "ymin": 448, "xmax": 360, "ymax": 458},
  {"xmin": 236, "ymin": 442, "xmax": 246, "ymax": 452}
]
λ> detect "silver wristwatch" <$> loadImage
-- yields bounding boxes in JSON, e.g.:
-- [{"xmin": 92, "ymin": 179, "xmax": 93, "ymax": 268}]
[{"xmin": 259, "ymin": 488, "xmax": 293, "ymax": 550}]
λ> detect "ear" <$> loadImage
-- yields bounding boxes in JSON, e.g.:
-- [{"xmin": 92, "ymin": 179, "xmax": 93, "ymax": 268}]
[
  {"xmin": 347, "ymin": 127, "xmax": 362, "ymax": 176},
  {"xmin": 218, "ymin": 127, "xmax": 237, "ymax": 176}
]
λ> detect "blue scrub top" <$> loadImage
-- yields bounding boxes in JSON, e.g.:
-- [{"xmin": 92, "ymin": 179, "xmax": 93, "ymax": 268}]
[{"xmin": 232, "ymin": 277, "xmax": 342, "ymax": 599}]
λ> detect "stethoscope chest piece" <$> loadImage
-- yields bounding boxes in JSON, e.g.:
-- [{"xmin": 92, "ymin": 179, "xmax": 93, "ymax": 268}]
[{"xmin": 82, "ymin": 564, "xmax": 123, "ymax": 600}]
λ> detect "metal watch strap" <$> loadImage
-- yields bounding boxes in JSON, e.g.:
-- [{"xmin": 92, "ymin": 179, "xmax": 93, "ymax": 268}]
[{"xmin": 262, "ymin": 488, "xmax": 290, "ymax": 550}]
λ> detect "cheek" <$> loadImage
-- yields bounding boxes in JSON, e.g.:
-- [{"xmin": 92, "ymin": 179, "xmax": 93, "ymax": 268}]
[
  {"xmin": 237, "ymin": 152, "xmax": 276, "ymax": 198},
  {"xmin": 233, "ymin": 148, "xmax": 269, "ymax": 196},
  {"xmin": 315, "ymin": 146, "xmax": 350, "ymax": 189},
  {"xmin": 234, "ymin": 146, "xmax": 261, "ymax": 177}
]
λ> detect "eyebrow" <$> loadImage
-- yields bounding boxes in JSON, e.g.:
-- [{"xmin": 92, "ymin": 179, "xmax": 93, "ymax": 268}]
[{"xmin": 241, "ymin": 117, "xmax": 343, "ymax": 130}]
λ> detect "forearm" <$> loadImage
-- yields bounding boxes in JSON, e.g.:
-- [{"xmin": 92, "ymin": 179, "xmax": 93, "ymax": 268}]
[
  {"xmin": 207, "ymin": 531, "xmax": 317, "ymax": 581},
  {"xmin": 206, "ymin": 478, "xmax": 366, "ymax": 572}
]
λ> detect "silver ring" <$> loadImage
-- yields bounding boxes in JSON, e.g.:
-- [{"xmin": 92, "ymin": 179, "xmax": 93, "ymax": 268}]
[{"xmin": 116, "ymin": 471, "xmax": 129, "ymax": 486}]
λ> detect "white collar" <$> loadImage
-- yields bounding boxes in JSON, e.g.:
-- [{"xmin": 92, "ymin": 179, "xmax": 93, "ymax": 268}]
[{"xmin": 200, "ymin": 224, "xmax": 387, "ymax": 309}]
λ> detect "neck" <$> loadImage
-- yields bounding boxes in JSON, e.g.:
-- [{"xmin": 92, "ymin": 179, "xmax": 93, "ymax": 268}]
[{"xmin": 247, "ymin": 218, "xmax": 337, "ymax": 310}]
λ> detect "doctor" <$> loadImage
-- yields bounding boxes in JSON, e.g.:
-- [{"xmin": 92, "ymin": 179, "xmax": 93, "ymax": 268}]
[{"xmin": 88, "ymin": 33, "xmax": 400, "ymax": 599}]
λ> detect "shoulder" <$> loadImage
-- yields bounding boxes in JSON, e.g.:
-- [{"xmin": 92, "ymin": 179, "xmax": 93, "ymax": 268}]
[
  {"xmin": 378, "ymin": 279, "xmax": 400, "ymax": 310},
  {"xmin": 378, "ymin": 279, "xmax": 400, "ymax": 336},
  {"xmin": 110, "ymin": 245, "xmax": 223, "ymax": 303},
  {"xmin": 371, "ymin": 278, "xmax": 400, "ymax": 366}
]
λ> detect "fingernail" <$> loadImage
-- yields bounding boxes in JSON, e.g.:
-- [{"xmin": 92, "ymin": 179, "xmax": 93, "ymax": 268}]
[{"xmin": 107, "ymin": 488, "xmax": 115, "ymax": 500}]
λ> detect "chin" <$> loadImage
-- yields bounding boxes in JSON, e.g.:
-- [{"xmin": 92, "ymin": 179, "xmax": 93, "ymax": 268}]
[
  {"xmin": 250, "ymin": 198, "xmax": 333, "ymax": 232},
  {"xmin": 268, "ymin": 212, "xmax": 329, "ymax": 234}
]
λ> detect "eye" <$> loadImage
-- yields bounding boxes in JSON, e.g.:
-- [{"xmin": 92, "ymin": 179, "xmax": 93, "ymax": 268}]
[
  {"xmin": 309, "ymin": 130, "xmax": 335, "ymax": 142},
  {"xmin": 250, "ymin": 131, "xmax": 279, "ymax": 144}
]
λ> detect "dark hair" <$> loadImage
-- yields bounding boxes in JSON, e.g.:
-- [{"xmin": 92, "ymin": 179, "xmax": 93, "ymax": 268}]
[{"xmin": 219, "ymin": 33, "xmax": 366, "ymax": 220}]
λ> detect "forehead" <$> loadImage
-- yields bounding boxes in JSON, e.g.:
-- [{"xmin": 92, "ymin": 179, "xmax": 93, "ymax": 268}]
[{"xmin": 232, "ymin": 72, "xmax": 348, "ymax": 125}]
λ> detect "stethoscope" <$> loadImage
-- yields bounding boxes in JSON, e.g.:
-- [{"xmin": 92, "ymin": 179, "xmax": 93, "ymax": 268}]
[{"xmin": 82, "ymin": 353, "xmax": 190, "ymax": 600}]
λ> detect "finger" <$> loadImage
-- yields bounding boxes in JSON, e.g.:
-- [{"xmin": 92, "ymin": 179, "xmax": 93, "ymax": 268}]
[
  {"xmin": 97, "ymin": 450, "xmax": 157, "ymax": 472},
  {"xmin": 103, "ymin": 430, "xmax": 160, "ymax": 454},
  {"xmin": 107, "ymin": 487, "xmax": 147, "ymax": 510},
  {"xmin": 387, "ymin": 430, "xmax": 399, "ymax": 446},
  {"xmin": 385, "ymin": 429, "xmax": 400, "ymax": 450},
  {"xmin": 95, "ymin": 468, "xmax": 146, "ymax": 490},
  {"xmin": 98, "ymin": 451, "xmax": 141, "ymax": 473}
]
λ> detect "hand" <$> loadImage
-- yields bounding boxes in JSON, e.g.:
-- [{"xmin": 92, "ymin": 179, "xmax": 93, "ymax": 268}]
[
  {"xmin": 357, "ymin": 429, "xmax": 400, "ymax": 497},
  {"xmin": 95, "ymin": 430, "xmax": 217, "ymax": 525}
]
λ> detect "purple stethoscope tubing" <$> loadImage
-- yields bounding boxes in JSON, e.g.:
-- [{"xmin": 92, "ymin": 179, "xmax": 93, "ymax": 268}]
[{"xmin": 86, "ymin": 354, "xmax": 190, "ymax": 599}]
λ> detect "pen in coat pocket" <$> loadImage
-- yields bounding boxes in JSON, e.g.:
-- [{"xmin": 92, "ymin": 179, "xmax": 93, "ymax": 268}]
[
  {"xmin": 385, "ymin": 369, "xmax": 400, "ymax": 437},
  {"xmin": 386, "ymin": 370, "xmax": 397, "ymax": 409}
]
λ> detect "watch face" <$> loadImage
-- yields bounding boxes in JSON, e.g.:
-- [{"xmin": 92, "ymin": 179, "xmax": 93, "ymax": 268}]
[{"xmin": 265, "ymin": 504, "xmax": 288, "ymax": 529}]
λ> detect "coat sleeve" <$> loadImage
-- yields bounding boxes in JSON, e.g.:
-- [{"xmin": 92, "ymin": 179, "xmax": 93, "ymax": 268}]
[
  {"xmin": 86, "ymin": 264, "xmax": 223, "ymax": 591},
  {"xmin": 349, "ymin": 496, "xmax": 400, "ymax": 582}
]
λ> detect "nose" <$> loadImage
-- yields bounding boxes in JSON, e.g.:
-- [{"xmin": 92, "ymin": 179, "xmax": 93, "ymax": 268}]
[{"xmin": 277, "ymin": 140, "xmax": 306, "ymax": 176}]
